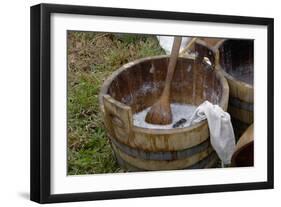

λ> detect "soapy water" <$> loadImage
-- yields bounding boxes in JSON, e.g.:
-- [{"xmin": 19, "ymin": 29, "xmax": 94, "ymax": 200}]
[{"xmin": 133, "ymin": 103, "xmax": 197, "ymax": 129}]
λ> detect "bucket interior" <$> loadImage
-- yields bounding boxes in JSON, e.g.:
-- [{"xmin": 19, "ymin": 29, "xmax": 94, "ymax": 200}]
[
  {"xmin": 219, "ymin": 39, "xmax": 254, "ymax": 85},
  {"xmin": 105, "ymin": 57, "xmax": 224, "ymax": 114}
]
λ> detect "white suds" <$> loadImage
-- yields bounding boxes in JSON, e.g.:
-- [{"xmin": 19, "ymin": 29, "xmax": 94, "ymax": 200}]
[{"xmin": 133, "ymin": 103, "xmax": 197, "ymax": 129}]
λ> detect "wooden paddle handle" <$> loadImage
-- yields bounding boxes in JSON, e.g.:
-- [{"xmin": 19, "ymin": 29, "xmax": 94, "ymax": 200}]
[
  {"xmin": 179, "ymin": 37, "xmax": 197, "ymax": 56},
  {"xmin": 162, "ymin": 36, "xmax": 182, "ymax": 96}
]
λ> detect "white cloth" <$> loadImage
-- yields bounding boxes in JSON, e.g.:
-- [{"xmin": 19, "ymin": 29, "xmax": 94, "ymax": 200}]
[
  {"xmin": 157, "ymin": 36, "xmax": 192, "ymax": 54},
  {"xmin": 188, "ymin": 101, "xmax": 236, "ymax": 165}
]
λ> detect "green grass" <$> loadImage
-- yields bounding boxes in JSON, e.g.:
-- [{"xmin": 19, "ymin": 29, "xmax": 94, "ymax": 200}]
[{"xmin": 67, "ymin": 32, "xmax": 165, "ymax": 175}]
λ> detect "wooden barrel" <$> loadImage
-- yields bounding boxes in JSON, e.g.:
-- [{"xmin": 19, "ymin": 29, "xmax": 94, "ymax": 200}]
[
  {"xmin": 231, "ymin": 124, "xmax": 254, "ymax": 167},
  {"xmin": 215, "ymin": 39, "xmax": 254, "ymax": 126},
  {"xmin": 99, "ymin": 42, "xmax": 229, "ymax": 171}
]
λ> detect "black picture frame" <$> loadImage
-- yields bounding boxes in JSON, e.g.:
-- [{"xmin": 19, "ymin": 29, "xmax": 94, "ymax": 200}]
[{"xmin": 30, "ymin": 3, "xmax": 274, "ymax": 204}]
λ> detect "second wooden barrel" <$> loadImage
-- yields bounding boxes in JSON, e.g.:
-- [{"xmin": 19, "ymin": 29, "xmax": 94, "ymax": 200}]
[{"xmin": 216, "ymin": 39, "xmax": 254, "ymax": 126}]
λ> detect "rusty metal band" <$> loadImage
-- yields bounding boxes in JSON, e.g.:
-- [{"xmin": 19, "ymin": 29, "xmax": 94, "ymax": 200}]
[
  {"xmin": 115, "ymin": 151, "xmax": 218, "ymax": 171},
  {"xmin": 229, "ymin": 96, "xmax": 253, "ymax": 112},
  {"xmin": 109, "ymin": 135, "xmax": 211, "ymax": 161}
]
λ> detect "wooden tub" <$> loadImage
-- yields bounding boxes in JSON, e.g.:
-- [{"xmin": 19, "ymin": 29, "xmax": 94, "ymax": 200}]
[
  {"xmin": 216, "ymin": 39, "xmax": 254, "ymax": 128},
  {"xmin": 99, "ymin": 42, "xmax": 229, "ymax": 171}
]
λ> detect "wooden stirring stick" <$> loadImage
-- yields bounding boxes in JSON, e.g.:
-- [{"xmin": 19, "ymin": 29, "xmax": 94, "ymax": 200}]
[{"xmin": 145, "ymin": 36, "xmax": 182, "ymax": 125}]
